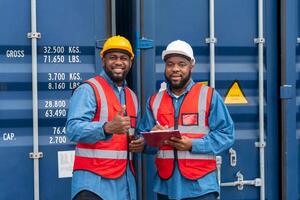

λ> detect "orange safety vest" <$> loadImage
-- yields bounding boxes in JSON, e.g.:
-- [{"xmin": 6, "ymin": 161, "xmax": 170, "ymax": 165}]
[
  {"xmin": 150, "ymin": 83, "xmax": 216, "ymax": 180},
  {"xmin": 73, "ymin": 75, "xmax": 138, "ymax": 179}
]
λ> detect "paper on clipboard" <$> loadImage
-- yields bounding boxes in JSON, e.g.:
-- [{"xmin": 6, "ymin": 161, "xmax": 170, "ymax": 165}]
[{"xmin": 141, "ymin": 129, "xmax": 181, "ymax": 147}]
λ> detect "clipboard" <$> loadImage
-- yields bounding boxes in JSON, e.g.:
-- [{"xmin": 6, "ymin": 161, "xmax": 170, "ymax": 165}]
[{"xmin": 141, "ymin": 130, "xmax": 181, "ymax": 147}]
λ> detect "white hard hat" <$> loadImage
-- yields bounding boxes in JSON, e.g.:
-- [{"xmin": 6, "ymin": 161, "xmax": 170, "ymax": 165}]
[{"xmin": 162, "ymin": 40, "xmax": 195, "ymax": 65}]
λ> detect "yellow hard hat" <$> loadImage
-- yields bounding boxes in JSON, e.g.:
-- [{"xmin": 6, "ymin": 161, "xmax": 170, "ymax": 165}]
[{"xmin": 100, "ymin": 35, "xmax": 134, "ymax": 60}]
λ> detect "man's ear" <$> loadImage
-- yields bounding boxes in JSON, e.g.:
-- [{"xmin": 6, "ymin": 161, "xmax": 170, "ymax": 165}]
[
  {"xmin": 190, "ymin": 64, "xmax": 195, "ymax": 71},
  {"xmin": 101, "ymin": 57, "xmax": 106, "ymax": 65}
]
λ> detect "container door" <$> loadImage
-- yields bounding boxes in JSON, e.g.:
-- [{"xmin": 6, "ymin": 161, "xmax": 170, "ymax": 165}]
[
  {"xmin": 0, "ymin": 0, "xmax": 110, "ymax": 199},
  {"xmin": 280, "ymin": 0, "xmax": 298, "ymax": 199},
  {"xmin": 0, "ymin": 1, "xmax": 34, "ymax": 198},
  {"xmin": 134, "ymin": 0, "xmax": 279, "ymax": 199}
]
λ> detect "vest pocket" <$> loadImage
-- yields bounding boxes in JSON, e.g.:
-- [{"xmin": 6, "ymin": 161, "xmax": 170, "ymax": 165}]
[{"xmin": 181, "ymin": 113, "xmax": 199, "ymax": 126}]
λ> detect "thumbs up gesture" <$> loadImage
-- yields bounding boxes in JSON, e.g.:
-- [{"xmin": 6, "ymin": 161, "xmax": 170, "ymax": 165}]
[{"xmin": 103, "ymin": 105, "xmax": 131, "ymax": 134}]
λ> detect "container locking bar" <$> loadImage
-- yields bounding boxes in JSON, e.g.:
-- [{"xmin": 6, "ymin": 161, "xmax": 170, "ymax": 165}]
[
  {"xmin": 221, "ymin": 171, "xmax": 262, "ymax": 190},
  {"xmin": 216, "ymin": 156, "xmax": 222, "ymax": 166},
  {"xmin": 216, "ymin": 156, "xmax": 222, "ymax": 185},
  {"xmin": 216, "ymin": 156, "xmax": 222, "ymax": 200},
  {"xmin": 29, "ymin": 152, "xmax": 43, "ymax": 159},
  {"xmin": 27, "ymin": 32, "xmax": 41, "ymax": 39},
  {"xmin": 29, "ymin": 0, "xmax": 41, "ymax": 199},
  {"xmin": 207, "ymin": 0, "xmax": 216, "ymax": 88}
]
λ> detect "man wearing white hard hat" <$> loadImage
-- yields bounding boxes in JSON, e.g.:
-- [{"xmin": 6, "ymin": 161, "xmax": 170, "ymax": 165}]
[{"xmin": 138, "ymin": 40, "xmax": 235, "ymax": 200}]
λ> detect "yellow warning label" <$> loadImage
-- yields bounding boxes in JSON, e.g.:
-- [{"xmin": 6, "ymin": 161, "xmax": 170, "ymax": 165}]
[
  {"xmin": 197, "ymin": 81, "xmax": 208, "ymax": 86},
  {"xmin": 224, "ymin": 81, "xmax": 248, "ymax": 104}
]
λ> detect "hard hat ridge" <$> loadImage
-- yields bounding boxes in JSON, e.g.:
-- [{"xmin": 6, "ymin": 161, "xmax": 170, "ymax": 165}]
[
  {"xmin": 162, "ymin": 40, "xmax": 195, "ymax": 64},
  {"xmin": 101, "ymin": 35, "xmax": 134, "ymax": 60}
]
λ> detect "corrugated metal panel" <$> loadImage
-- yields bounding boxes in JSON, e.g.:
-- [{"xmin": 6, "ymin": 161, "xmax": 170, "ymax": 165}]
[
  {"xmin": 0, "ymin": 0, "xmax": 110, "ymax": 199},
  {"xmin": 135, "ymin": 0, "xmax": 279, "ymax": 199}
]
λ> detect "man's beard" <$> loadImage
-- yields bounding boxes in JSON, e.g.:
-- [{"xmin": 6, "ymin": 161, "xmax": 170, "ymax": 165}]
[
  {"xmin": 104, "ymin": 67, "xmax": 129, "ymax": 83},
  {"xmin": 165, "ymin": 71, "xmax": 191, "ymax": 90}
]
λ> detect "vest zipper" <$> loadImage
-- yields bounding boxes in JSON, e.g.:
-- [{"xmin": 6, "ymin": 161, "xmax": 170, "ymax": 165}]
[{"xmin": 173, "ymin": 90, "xmax": 189, "ymax": 161}]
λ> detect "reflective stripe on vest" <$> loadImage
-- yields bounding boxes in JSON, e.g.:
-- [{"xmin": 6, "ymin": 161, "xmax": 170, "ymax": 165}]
[
  {"xmin": 157, "ymin": 150, "xmax": 215, "ymax": 160},
  {"xmin": 127, "ymin": 88, "xmax": 138, "ymax": 136},
  {"xmin": 76, "ymin": 148, "xmax": 133, "ymax": 160},
  {"xmin": 164, "ymin": 126, "xmax": 208, "ymax": 134},
  {"xmin": 88, "ymin": 77, "xmax": 109, "ymax": 122},
  {"xmin": 150, "ymin": 84, "xmax": 216, "ymax": 180},
  {"xmin": 178, "ymin": 125, "xmax": 209, "ymax": 134},
  {"xmin": 152, "ymin": 91, "xmax": 164, "ymax": 121},
  {"xmin": 73, "ymin": 76, "xmax": 137, "ymax": 178},
  {"xmin": 127, "ymin": 88, "xmax": 138, "ymax": 114}
]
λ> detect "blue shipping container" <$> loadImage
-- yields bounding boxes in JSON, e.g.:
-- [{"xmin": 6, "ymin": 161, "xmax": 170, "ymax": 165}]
[{"xmin": 1, "ymin": 0, "xmax": 299, "ymax": 199}]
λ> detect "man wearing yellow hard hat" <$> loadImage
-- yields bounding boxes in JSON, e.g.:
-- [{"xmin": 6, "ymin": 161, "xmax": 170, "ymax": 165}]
[{"xmin": 66, "ymin": 35, "xmax": 144, "ymax": 200}]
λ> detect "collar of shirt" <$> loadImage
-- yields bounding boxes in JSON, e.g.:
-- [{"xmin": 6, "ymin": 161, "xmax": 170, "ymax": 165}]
[{"xmin": 166, "ymin": 79, "xmax": 195, "ymax": 99}]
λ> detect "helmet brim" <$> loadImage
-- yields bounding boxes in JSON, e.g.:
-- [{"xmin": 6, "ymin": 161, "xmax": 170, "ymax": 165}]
[
  {"xmin": 162, "ymin": 50, "xmax": 195, "ymax": 65},
  {"xmin": 101, "ymin": 48, "xmax": 134, "ymax": 60}
]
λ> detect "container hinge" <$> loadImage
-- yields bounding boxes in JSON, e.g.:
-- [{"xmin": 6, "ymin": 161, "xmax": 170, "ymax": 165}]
[
  {"xmin": 136, "ymin": 37, "xmax": 154, "ymax": 49},
  {"xmin": 29, "ymin": 152, "xmax": 43, "ymax": 159},
  {"xmin": 255, "ymin": 141, "xmax": 266, "ymax": 148},
  {"xmin": 27, "ymin": 32, "xmax": 41, "ymax": 39},
  {"xmin": 205, "ymin": 37, "xmax": 217, "ymax": 44},
  {"xmin": 297, "ymin": 38, "xmax": 300, "ymax": 43},
  {"xmin": 254, "ymin": 37, "xmax": 265, "ymax": 44},
  {"xmin": 280, "ymin": 85, "xmax": 294, "ymax": 99}
]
